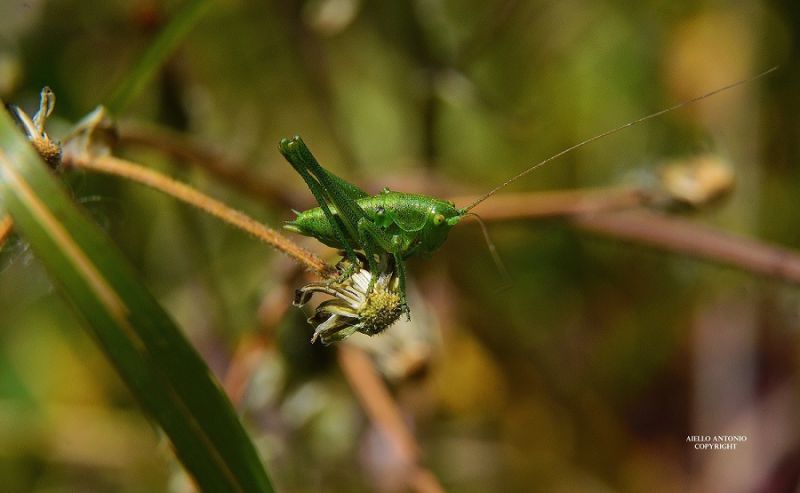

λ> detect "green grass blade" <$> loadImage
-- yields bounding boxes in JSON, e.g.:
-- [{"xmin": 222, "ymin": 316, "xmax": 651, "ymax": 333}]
[
  {"xmin": 0, "ymin": 109, "xmax": 273, "ymax": 492},
  {"xmin": 107, "ymin": 0, "xmax": 214, "ymax": 113}
]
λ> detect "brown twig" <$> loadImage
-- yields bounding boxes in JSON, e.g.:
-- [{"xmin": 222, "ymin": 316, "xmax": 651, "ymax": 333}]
[
  {"xmin": 454, "ymin": 186, "xmax": 800, "ymax": 285},
  {"xmin": 62, "ymin": 152, "xmax": 335, "ymax": 277},
  {"xmin": 0, "ymin": 214, "xmax": 12, "ymax": 249},
  {"xmin": 452, "ymin": 185, "xmax": 650, "ymax": 220},
  {"xmin": 337, "ymin": 345, "xmax": 445, "ymax": 493},
  {"xmin": 574, "ymin": 210, "xmax": 800, "ymax": 284},
  {"xmin": 117, "ymin": 121, "xmax": 297, "ymax": 207}
]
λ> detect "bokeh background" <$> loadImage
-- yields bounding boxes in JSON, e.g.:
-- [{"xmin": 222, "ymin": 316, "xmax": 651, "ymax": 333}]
[{"xmin": 1, "ymin": 0, "xmax": 799, "ymax": 492}]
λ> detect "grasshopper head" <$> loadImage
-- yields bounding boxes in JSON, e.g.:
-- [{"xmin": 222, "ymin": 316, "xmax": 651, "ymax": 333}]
[{"xmin": 418, "ymin": 199, "xmax": 462, "ymax": 254}]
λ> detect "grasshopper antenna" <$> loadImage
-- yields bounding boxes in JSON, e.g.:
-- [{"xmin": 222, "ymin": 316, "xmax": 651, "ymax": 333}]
[
  {"xmin": 463, "ymin": 66, "xmax": 778, "ymax": 213},
  {"xmin": 464, "ymin": 212, "xmax": 512, "ymax": 287}
]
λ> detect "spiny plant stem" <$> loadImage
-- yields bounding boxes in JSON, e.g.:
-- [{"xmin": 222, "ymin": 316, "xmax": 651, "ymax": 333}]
[{"xmin": 63, "ymin": 153, "xmax": 335, "ymax": 277}]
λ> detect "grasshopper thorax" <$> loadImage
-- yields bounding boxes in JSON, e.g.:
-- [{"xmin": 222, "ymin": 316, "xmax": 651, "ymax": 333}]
[{"xmin": 370, "ymin": 192, "xmax": 461, "ymax": 256}]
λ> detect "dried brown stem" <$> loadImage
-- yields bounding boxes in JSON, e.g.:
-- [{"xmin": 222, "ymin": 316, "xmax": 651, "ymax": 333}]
[
  {"xmin": 452, "ymin": 185, "xmax": 650, "ymax": 220},
  {"xmin": 574, "ymin": 211, "xmax": 800, "ymax": 283},
  {"xmin": 454, "ymin": 186, "xmax": 800, "ymax": 285},
  {"xmin": 337, "ymin": 345, "xmax": 445, "ymax": 493},
  {"xmin": 63, "ymin": 153, "xmax": 335, "ymax": 277},
  {"xmin": 117, "ymin": 121, "xmax": 296, "ymax": 207}
]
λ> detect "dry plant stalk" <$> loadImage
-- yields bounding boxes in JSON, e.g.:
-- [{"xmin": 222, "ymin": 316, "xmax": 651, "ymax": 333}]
[
  {"xmin": 117, "ymin": 121, "xmax": 295, "ymax": 207},
  {"xmin": 452, "ymin": 186, "xmax": 649, "ymax": 220},
  {"xmin": 62, "ymin": 152, "xmax": 335, "ymax": 278},
  {"xmin": 575, "ymin": 211, "xmax": 800, "ymax": 282},
  {"xmin": 337, "ymin": 345, "xmax": 445, "ymax": 493}
]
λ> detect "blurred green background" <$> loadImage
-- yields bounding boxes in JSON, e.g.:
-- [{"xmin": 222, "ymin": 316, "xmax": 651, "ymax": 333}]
[{"xmin": 1, "ymin": 0, "xmax": 798, "ymax": 491}]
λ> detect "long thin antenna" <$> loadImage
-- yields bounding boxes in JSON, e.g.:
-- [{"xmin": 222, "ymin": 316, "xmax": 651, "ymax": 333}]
[
  {"xmin": 465, "ymin": 212, "xmax": 512, "ymax": 286},
  {"xmin": 463, "ymin": 66, "xmax": 778, "ymax": 213}
]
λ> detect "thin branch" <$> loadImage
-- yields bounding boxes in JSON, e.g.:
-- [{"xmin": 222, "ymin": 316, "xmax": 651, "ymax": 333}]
[
  {"xmin": 454, "ymin": 186, "xmax": 800, "ymax": 285},
  {"xmin": 574, "ymin": 211, "xmax": 800, "ymax": 284},
  {"xmin": 119, "ymin": 121, "xmax": 459, "ymax": 203},
  {"xmin": 452, "ymin": 185, "xmax": 650, "ymax": 220},
  {"xmin": 337, "ymin": 345, "xmax": 445, "ymax": 493},
  {"xmin": 338, "ymin": 346, "xmax": 417, "ymax": 461},
  {"xmin": 62, "ymin": 152, "xmax": 335, "ymax": 277},
  {"xmin": 117, "ymin": 121, "xmax": 297, "ymax": 207}
]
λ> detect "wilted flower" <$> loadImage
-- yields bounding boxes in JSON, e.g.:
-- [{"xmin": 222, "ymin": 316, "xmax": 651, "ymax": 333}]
[
  {"xmin": 294, "ymin": 254, "xmax": 405, "ymax": 345},
  {"xmin": 8, "ymin": 86, "xmax": 61, "ymax": 168},
  {"xmin": 344, "ymin": 283, "xmax": 440, "ymax": 381}
]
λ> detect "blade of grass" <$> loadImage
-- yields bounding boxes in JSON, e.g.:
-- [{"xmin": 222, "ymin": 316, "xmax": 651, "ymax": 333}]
[
  {"xmin": 0, "ymin": 108, "xmax": 273, "ymax": 491},
  {"xmin": 0, "ymin": 212, "xmax": 11, "ymax": 249},
  {"xmin": 107, "ymin": 0, "xmax": 214, "ymax": 113}
]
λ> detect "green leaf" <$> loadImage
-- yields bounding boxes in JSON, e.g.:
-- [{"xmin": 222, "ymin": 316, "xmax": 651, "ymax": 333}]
[{"xmin": 0, "ymin": 108, "xmax": 273, "ymax": 491}]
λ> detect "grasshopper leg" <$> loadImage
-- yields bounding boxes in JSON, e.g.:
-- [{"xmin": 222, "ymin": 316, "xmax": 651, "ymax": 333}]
[
  {"xmin": 357, "ymin": 218, "xmax": 410, "ymax": 313},
  {"xmin": 279, "ymin": 138, "xmax": 362, "ymax": 275},
  {"xmin": 281, "ymin": 137, "xmax": 408, "ymax": 312},
  {"xmin": 393, "ymin": 252, "xmax": 410, "ymax": 318}
]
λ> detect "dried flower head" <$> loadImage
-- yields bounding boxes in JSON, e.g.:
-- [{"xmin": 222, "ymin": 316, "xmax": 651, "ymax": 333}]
[
  {"xmin": 294, "ymin": 254, "xmax": 405, "ymax": 345},
  {"xmin": 8, "ymin": 86, "xmax": 61, "ymax": 168},
  {"xmin": 62, "ymin": 105, "xmax": 117, "ymax": 159}
]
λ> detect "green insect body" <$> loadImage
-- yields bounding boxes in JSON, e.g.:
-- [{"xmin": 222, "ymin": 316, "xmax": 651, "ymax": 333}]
[
  {"xmin": 279, "ymin": 136, "xmax": 462, "ymax": 310},
  {"xmin": 285, "ymin": 191, "xmax": 462, "ymax": 257}
]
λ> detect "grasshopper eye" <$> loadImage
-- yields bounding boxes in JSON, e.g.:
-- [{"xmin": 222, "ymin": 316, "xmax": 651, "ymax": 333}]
[{"xmin": 433, "ymin": 213, "xmax": 445, "ymax": 226}]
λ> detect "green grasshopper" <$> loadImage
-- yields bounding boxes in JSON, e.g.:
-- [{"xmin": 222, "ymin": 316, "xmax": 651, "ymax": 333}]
[
  {"xmin": 279, "ymin": 68, "xmax": 775, "ymax": 340},
  {"xmin": 279, "ymin": 135, "xmax": 460, "ymax": 310}
]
